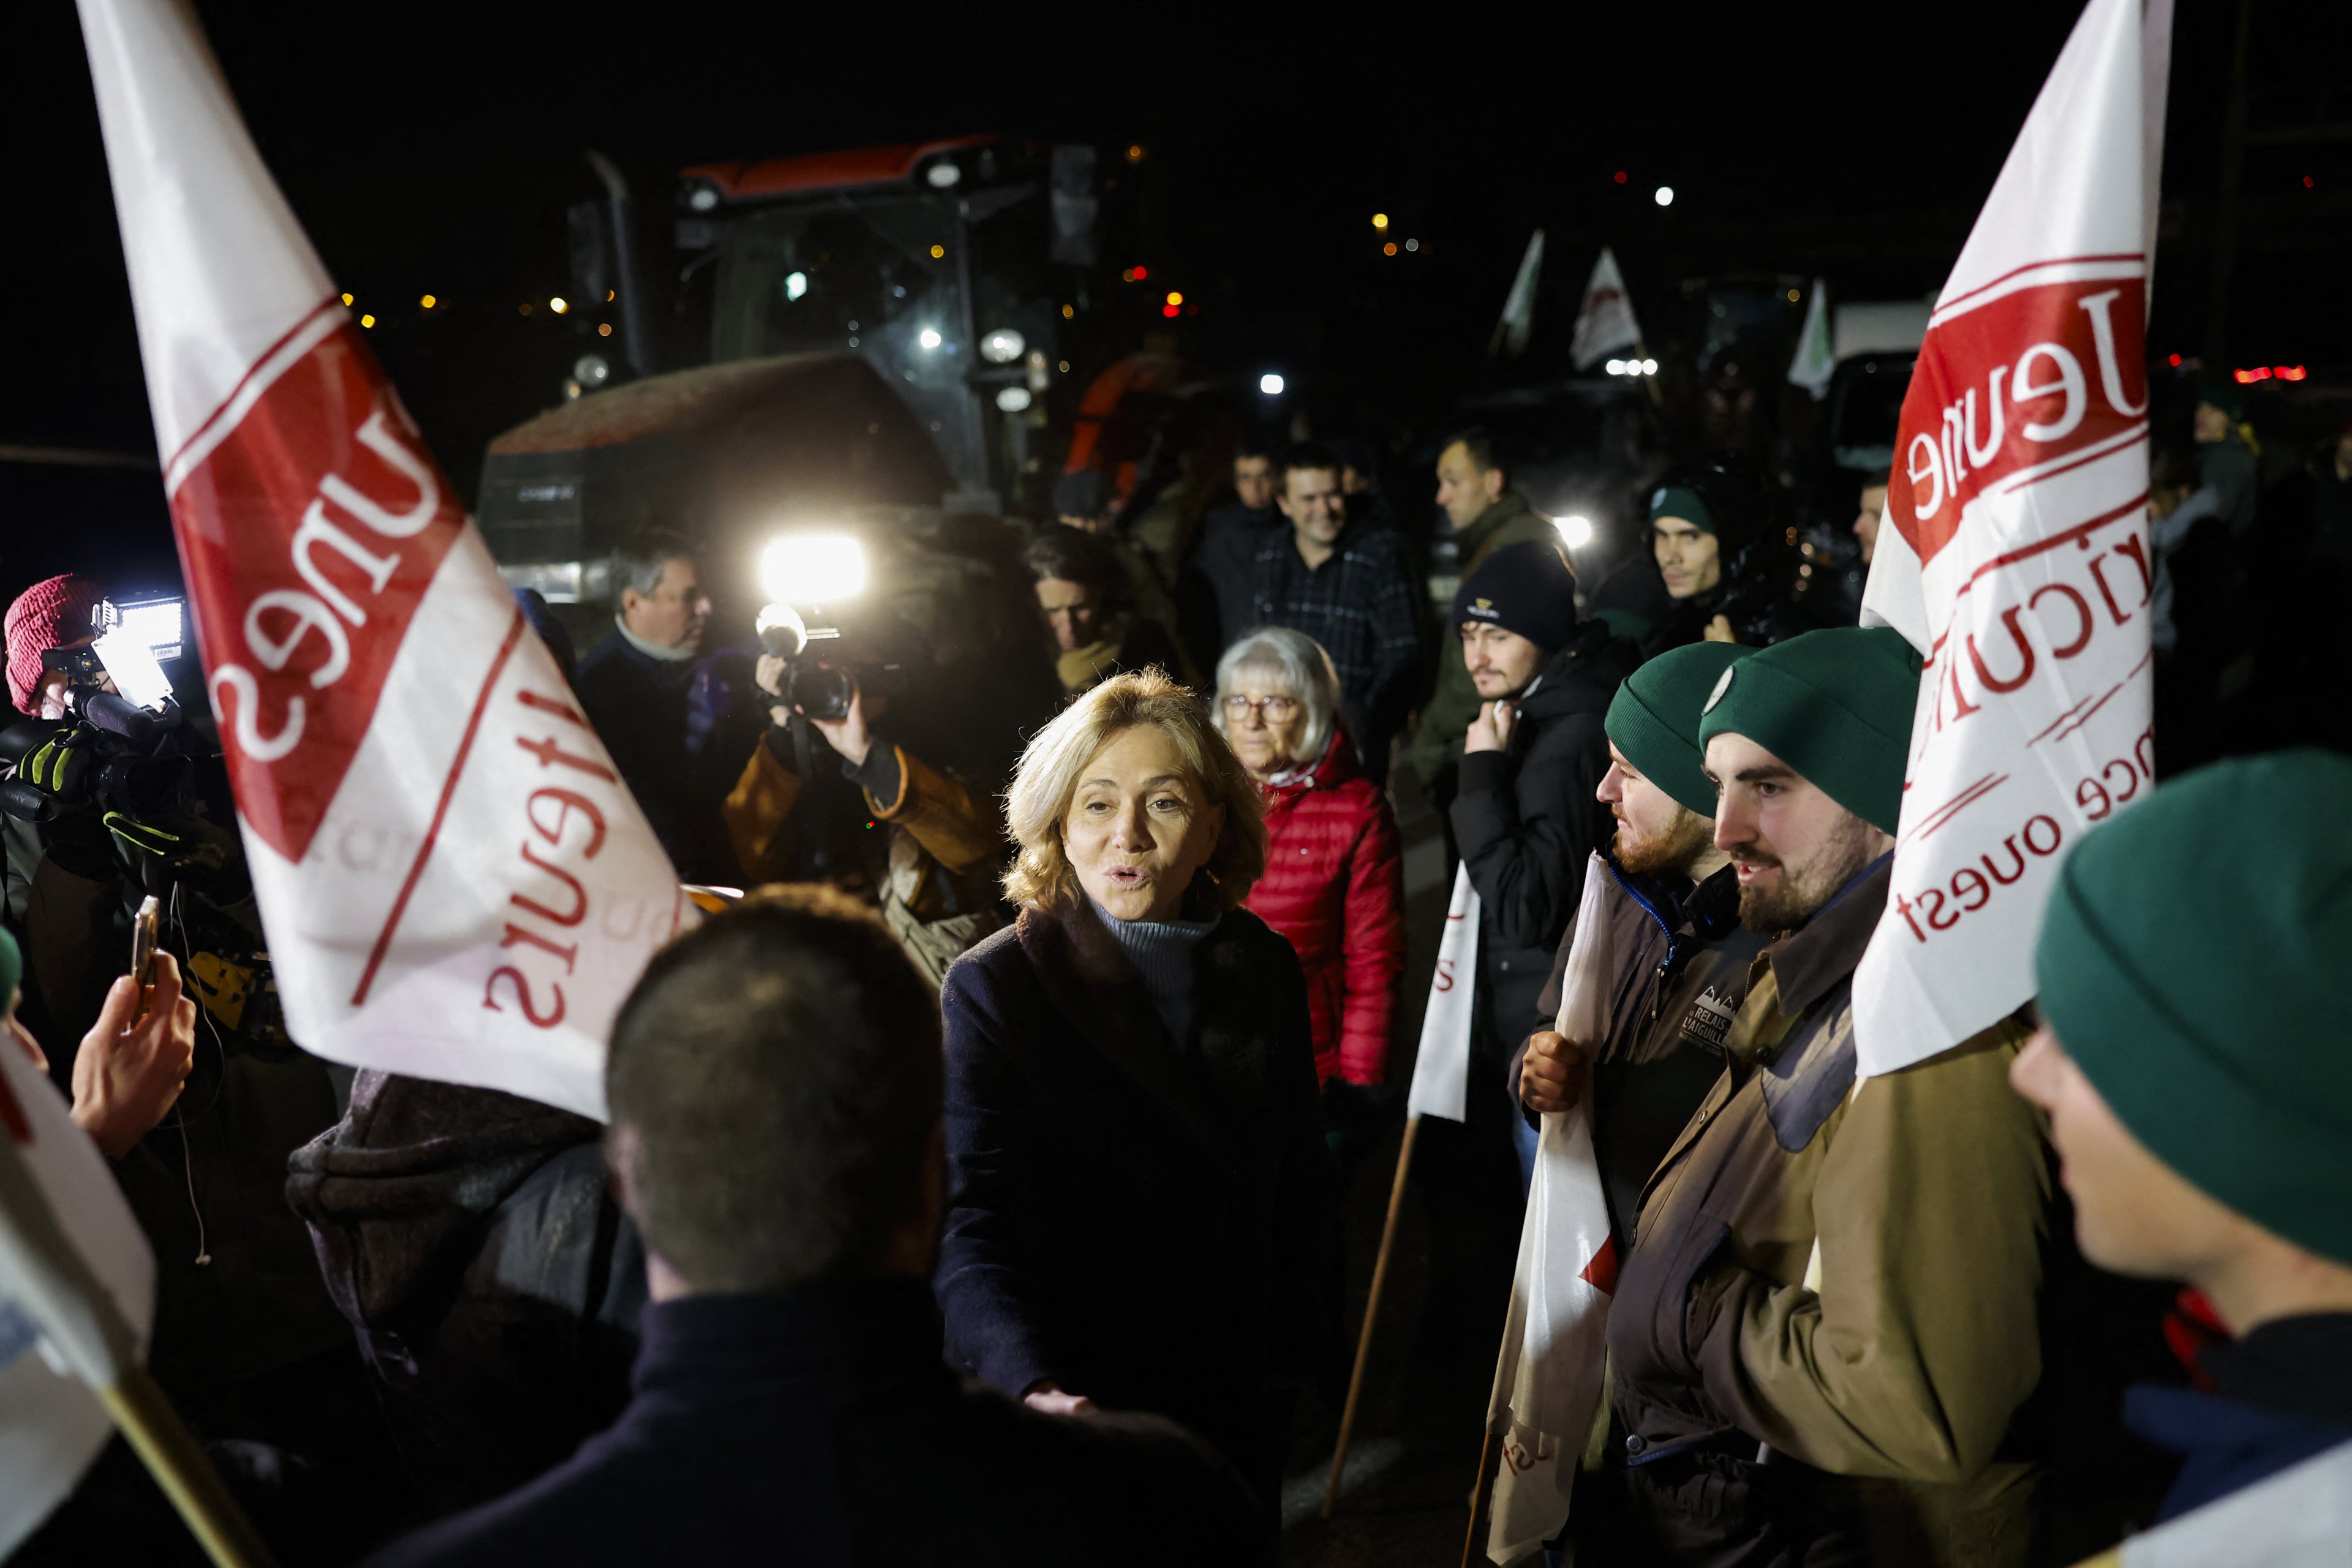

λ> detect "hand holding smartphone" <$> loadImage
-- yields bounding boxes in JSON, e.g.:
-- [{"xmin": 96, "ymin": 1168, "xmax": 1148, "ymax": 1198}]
[{"xmin": 131, "ymin": 896, "xmax": 160, "ymax": 1012}]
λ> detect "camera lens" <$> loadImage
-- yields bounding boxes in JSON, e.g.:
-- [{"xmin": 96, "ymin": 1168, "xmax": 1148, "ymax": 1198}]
[{"xmin": 783, "ymin": 664, "xmax": 852, "ymax": 722}]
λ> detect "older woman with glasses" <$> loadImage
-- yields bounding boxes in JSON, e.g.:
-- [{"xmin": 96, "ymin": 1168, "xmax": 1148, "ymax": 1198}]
[
  {"xmin": 1213, "ymin": 629, "xmax": 1406, "ymax": 1102},
  {"xmin": 934, "ymin": 669, "xmax": 1336, "ymax": 1539}
]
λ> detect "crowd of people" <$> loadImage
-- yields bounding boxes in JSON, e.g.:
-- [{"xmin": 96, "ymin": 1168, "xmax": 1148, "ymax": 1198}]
[{"xmin": 1, "ymin": 378, "xmax": 2349, "ymax": 1567}]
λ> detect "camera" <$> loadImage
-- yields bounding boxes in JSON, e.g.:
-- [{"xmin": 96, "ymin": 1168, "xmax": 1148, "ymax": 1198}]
[{"xmin": 757, "ymin": 603, "xmax": 856, "ymax": 722}]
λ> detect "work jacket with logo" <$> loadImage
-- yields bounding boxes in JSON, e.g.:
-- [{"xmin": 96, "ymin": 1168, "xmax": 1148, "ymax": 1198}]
[
  {"xmin": 1517, "ymin": 859, "xmax": 1769, "ymax": 1243},
  {"xmin": 1606, "ymin": 856, "xmax": 2051, "ymax": 1567}
]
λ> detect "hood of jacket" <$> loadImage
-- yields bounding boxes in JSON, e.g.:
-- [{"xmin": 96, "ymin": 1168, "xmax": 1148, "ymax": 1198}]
[
  {"xmin": 286, "ymin": 1070, "xmax": 603, "ymax": 1330},
  {"xmin": 1511, "ymin": 620, "xmax": 1637, "ymax": 727}
]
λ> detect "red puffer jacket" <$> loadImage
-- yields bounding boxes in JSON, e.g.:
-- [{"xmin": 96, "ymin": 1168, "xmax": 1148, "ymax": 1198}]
[{"xmin": 1245, "ymin": 731, "xmax": 1406, "ymax": 1087}]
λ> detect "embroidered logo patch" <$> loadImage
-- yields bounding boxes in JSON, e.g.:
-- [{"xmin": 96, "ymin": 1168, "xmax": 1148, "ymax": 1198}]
[
  {"xmin": 1703, "ymin": 663, "xmax": 1738, "ymax": 714},
  {"xmin": 1679, "ymin": 984, "xmax": 1740, "ymax": 1049}
]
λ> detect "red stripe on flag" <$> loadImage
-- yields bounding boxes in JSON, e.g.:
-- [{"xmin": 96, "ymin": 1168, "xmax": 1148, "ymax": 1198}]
[
  {"xmin": 1580, "ymin": 1234, "xmax": 1620, "ymax": 1296},
  {"xmin": 350, "ymin": 608, "xmax": 529, "ymax": 1006}
]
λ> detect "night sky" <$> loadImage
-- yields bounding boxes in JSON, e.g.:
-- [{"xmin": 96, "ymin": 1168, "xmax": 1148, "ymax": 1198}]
[{"xmin": 4, "ymin": 0, "xmax": 2345, "ymax": 610}]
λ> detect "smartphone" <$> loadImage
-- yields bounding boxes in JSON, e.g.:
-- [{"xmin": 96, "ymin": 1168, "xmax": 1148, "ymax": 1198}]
[{"xmin": 132, "ymin": 896, "xmax": 160, "ymax": 989}]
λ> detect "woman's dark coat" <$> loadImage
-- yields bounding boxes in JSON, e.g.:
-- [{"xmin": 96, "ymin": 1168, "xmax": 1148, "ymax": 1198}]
[{"xmin": 935, "ymin": 898, "xmax": 1338, "ymax": 1485}]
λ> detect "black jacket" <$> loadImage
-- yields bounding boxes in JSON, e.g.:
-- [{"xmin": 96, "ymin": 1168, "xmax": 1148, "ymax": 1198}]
[
  {"xmin": 287, "ymin": 1072, "xmax": 645, "ymax": 1516},
  {"xmin": 1450, "ymin": 622, "xmax": 1636, "ymax": 1046},
  {"xmin": 935, "ymin": 901, "xmax": 1338, "ymax": 1496},
  {"xmin": 571, "ymin": 631, "xmax": 739, "ymax": 883},
  {"xmin": 2126, "ymin": 1313, "xmax": 2352, "ymax": 1522},
  {"xmin": 360, "ymin": 1281, "xmax": 1259, "ymax": 1568},
  {"xmin": 1185, "ymin": 500, "xmax": 1285, "ymax": 658}
]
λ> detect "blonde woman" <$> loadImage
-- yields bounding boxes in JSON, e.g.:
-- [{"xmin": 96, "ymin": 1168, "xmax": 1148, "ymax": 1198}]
[{"xmin": 934, "ymin": 669, "xmax": 1335, "ymax": 1537}]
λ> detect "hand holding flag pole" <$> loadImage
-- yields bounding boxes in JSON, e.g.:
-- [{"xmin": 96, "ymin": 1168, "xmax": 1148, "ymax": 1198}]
[{"xmin": 0, "ymin": 1120, "xmax": 273, "ymax": 1567}]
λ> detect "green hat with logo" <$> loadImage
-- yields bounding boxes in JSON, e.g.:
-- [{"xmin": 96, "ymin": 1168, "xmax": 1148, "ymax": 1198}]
[
  {"xmin": 1607, "ymin": 643, "xmax": 1754, "ymax": 816},
  {"xmin": 1695, "ymin": 626, "xmax": 1921, "ymax": 834},
  {"xmin": 2037, "ymin": 750, "xmax": 2352, "ymax": 1266}
]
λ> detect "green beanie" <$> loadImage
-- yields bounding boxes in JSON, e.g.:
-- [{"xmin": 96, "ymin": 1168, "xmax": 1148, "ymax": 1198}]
[
  {"xmin": 2036, "ymin": 750, "xmax": 2352, "ymax": 1266},
  {"xmin": 0, "ymin": 925, "xmax": 17, "ymax": 1022},
  {"xmin": 1649, "ymin": 485, "xmax": 1715, "ymax": 536},
  {"xmin": 1695, "ymin": 627, "xmax": 1921, "ymax": 833},
  {"xmin": 2195, "ymin": 374, "xmax": 2247, "ymax": 423},
  {"xmin": 1607, "ymin": 643, "xmax": 1754, "ymax": 816}
]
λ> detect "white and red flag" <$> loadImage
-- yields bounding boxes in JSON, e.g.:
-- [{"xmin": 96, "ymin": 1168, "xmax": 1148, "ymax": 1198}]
[
  {"xmin": 1854, "ymin": 0, "xmax": 2174, "ymax": 1075},
  {"xmin": 1483, "ymin": 853, "xmax": 1617, "ymax": 1565},
  {"xmin": 78, "ymin": 0, "xmax": 682, "ymax": 1120},
  {"xmin": 1568, "ymin": 247, "xmax": 1642, "ymax": 373}
]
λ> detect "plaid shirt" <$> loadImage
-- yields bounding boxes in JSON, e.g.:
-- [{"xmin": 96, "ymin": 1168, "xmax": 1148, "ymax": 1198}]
[{"xmin": 1250, "ymin": 521, "xmax": 1423, "ymax": 733}]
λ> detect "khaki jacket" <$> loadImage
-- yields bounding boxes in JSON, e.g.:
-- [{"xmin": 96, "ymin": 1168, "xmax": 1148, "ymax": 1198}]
[
  {"xmin": 1403, "ymin": 493, "xmax": 1560, "ymax": 790},
  {"xmin": 1607, "ymin": 858, "xmax": 2052, "ymax": 1567}
]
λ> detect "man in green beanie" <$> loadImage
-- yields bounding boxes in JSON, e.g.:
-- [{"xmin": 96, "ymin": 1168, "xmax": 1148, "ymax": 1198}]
[
  {"xmin": 1513, "ymin": 641, "xmax": 1771, "ymax": 1242},
  {"xmin": 1585, "ymin": 627, "xmax": 2052, "ymax": 1567},
  {"xmin": 2192, "ymin": 374, "xmax": 2258, "ymax": 535},
  {"xmin": 2015, "ymin": 750, "xmax": 2352, "ymax": 1558}
]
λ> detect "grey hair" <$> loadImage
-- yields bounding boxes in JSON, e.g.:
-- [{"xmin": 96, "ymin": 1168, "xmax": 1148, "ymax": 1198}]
[
  {"xmin": 1213, "ymin": 626, "xmax": 1341, "ymax": 763},
  {"xmin": 611, "ymin": 527, "xmax": 698, "ymax": 601}
]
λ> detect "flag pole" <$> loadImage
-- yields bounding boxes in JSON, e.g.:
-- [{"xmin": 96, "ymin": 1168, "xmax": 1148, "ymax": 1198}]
[
  {"xmin": 1320, "ymin": 1111, "xmax": 1422, "ymax": 1518},
  {"xmin": 1460, "ymin": 1428, "xmax": 1499, "ymax": 1568},
  {"xmin": 101, "ymin": 1369, "xmax": 279, "ymax": 1568},
  {"xmin": 0, "ymin": 1117, "xmax": 276, "ymax": 1568}
]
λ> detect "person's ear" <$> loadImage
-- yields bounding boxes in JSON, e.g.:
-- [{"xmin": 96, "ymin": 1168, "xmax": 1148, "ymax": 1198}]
[{"xmin": 604, "ymin": 1123, "xmax": 646, "ymax": 1217}]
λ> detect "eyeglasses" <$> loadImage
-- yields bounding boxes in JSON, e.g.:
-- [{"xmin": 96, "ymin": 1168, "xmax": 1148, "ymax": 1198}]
[{"xmin": 1220, "ymin": 695, "xmax": 1299, "ymax": 722}]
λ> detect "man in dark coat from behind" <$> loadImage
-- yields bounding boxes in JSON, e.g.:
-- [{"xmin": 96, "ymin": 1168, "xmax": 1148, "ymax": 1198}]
[{"xmin": 364, "ymin": 886, "xmax": 1257, "ymax": 1568}]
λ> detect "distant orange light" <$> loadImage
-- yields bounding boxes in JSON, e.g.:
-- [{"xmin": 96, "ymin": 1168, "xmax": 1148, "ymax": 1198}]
[
  {"xmin": 340, "ymin": 292, "xmax": 354, "ymax": 307},
  {"xmin": 1382, "ymin": 241, "xmax": 1398, "ymax": 256},
  {"xmin": 1166, "ymin": 291, "xmax": 1182, "ymax": 306},
  {"xmin": 930, "ymin": 244, "xmax": 945, "ymax": 259},
  {"xmin": 598, "ymin": 323, "xmax": 612, "ymax": 337},
  {"xmin": 1126, "ymin": 143, "xmax": 1146, "ymax": 163},
  {"xmin": 2234, "ymin": 368, "xmax": 2270, "ymax": 383},
  {"xmin": 359, "ymin": 314, "xmax": 376, "ymax": 328},
  {"xmin": 2277, "ymin": 365, "xmax": 2308, "ymax": 380},
  {"xmin": 1061, "ymin": 303, "xmax": 1075, "ymax": 318},
  {"xmin": 419, "ymin": 293, "xmax": 437, "ymax": 310}
]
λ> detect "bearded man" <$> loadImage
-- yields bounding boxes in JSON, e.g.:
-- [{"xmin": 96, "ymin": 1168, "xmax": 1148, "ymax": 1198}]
[
  {"xmin": 1514, "ymin": 641, "xmax": 1769, "ymax": 1239},
  {"xmin": 1579, "ymin": 627, "xmax": 2051, "ymax": 1568}
]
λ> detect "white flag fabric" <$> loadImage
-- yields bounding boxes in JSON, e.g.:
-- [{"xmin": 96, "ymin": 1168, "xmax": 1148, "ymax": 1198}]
[
  {"xmin": 2116, "ymin": 1439, "xmax": 2352, "ymax": 1567},
  {"xmin": 1569, "ymin": 248, "xmax": 1642, "ymax": 372},
  {"xmin": 1493, "ymin": 230, "xmax": 1545, "ymax": 358},
  {"xmin": 0, "ymin": 1041, "xmax": 155, "ymax": 1557},
  {"xmin": 1485, "ymin": 853, "xmax": 1618, "ymax": 1566},
  {"xmin": 79, "ymin": 0, "xmax": 684, "ymax": 1120},
  {"xmin": 1405, "ymin": 864, "xmax": 1480, "ymax": 1123},
  {"xmin": 1787, "ymin": 278, "xmax": 1835, "ymax": 399},
  {"xmin": 1853, "ymin": 0, "xmax": 2171, "ymax": 1076}
]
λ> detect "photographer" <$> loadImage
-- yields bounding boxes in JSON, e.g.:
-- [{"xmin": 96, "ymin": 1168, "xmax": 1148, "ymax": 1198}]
[
  {"xmin": 1, "ymin": 575, "xmax": 374, "ymax": 1555},
  {"xmin": 725, "ymin": 609, "xmax": 1024, "ymax": 983}
]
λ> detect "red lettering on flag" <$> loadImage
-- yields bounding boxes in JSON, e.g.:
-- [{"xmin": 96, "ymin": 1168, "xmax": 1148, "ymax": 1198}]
[
  {"xmin": 1888, "ymin": 268, "xmax": 2147, "ymax": 567},
  {"xmin": 171, "ymin": 320, "xmax": 466, "ymax": 863}
]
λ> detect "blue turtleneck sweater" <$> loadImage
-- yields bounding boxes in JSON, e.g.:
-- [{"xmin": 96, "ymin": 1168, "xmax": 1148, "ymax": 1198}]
[{"xmin": 1090, "ymin": 899, "xmax": 1218, "ymax": 1044}]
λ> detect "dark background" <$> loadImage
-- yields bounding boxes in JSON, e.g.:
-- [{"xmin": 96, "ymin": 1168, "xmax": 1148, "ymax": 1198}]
[{"xmin": 4, "ymin": 0, "xmax": 2345, "ymax": 609}]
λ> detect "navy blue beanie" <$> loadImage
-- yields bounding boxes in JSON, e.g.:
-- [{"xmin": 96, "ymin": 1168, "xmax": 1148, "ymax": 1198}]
[{"xmin": 1453, "ymin": 539, "xmax": 1579, "ymax": 652}]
